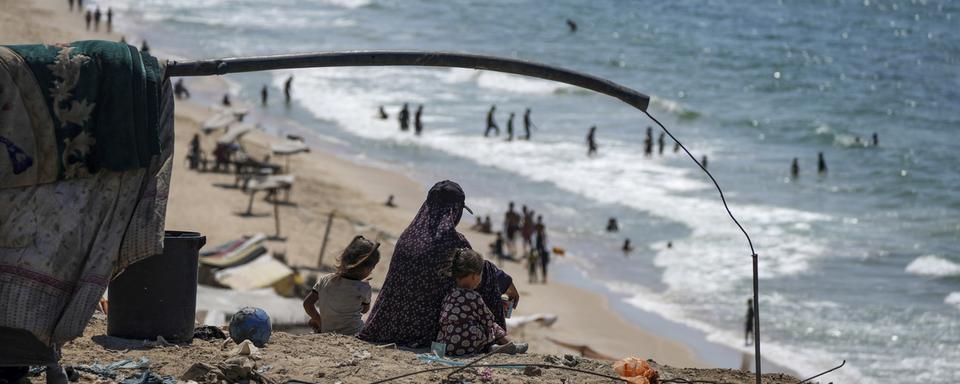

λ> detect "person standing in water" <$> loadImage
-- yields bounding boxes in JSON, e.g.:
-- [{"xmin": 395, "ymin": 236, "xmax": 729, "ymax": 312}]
[
  {"xmin": 94, "ymin": 7, "xmax": 102, "ymax": 32},
  {"xmin": 485, "ymin": 105, "xmax": 499, "ymax": 137},
  {"xmin": 523, "ymin": 108, "xmax": 534, "ymax": 140},
  {"xmin": 586, "ymin": 126, "xmax": 598, "ymax": 156},
  {"xmin": 260, "ymin": 85, "xmax": 268, "ymax": 106},
  {"xmin": 566, "ymin": 19, "xmax": 578, "ymax": 33},
  {"xmin": 535, "ymin": 215, "xmax": 549, "ymax": 284},
  {"xmin": 674, "ymin": 140, "xmax": 680, "ymax": 153},
  {"xmin": 606, "ymin": 217, "xmax": 619, "ymax": 232},
  {"xmin": 790, "ymin": 158, "xmax": 799, "ymax": 178},
  {"xmin": 701, "ymin": 155, "xmax": 708, "ymax": 169},
  {"xmin": 398, "ymin": 103, "xmax": 410, "ymax": 131},
  {"xmin": 872, "ymin": 132, "xmax": 879, "ymax": 147},
  {"xmin": 817, "ymin": 152, "xmax": 827, "ymax": 174},
  {"xmin": 622, "ymin": 239, "xmax": 633, "ymax": 253},
  {"xmin": 378, "ymin": 106, "xmax": 389, "ymax": 120},
  {"xmin": 284, "ymin": 75, "xmax": 293, "ymax": 105},
  {"xmin": 643, "ymin": 126, "xmax": 653, "ymax": 156},
  {"xmin": 414, "ymin": 105, "xmax": 424, "ymax": 135},
  {"xmin": 658, "ymin": 132, "xmax": 665, "ymax": 155},
  {"xmin": 744, "ymin": 298, "xmax": 755, "ymax": 346},
  {"xmin": 505, "ymin": 112, "xmax": 515, "ymax": 141}
]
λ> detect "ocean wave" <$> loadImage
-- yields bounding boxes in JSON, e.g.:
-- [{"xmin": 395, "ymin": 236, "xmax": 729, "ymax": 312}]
[
  {"xmin": 318, "ymin": 0, "xmax": 371, "ymax": 9},
  {"xmin": 946, "ymin": 292, "xmax": 960, "ymax": 310},
  {"xmin": 650, "ymin": 96, "xmax": 701, "ymax": 120},
  {"xmin": 905, "ymin": 255, "xmax": 960, "ymax": 277},
  {"xmin": 440, "ymin": 69, "xmax": 568, "ymax": 94}
]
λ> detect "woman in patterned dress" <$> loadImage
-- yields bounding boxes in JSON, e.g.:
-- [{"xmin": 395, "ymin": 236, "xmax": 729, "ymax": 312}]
[
  {"xmin": 359, "ymin": 180, "xmax": 519, "ymax": 347},
  {"xmin": 436, "ymin": 248, "xmax": 528, "ymax": 355}
]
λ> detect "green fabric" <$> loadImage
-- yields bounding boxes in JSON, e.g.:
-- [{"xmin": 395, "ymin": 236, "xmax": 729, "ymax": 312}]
[{"xmin": 5, "ymin": 40, "xmax": 162, "ymax": 178}]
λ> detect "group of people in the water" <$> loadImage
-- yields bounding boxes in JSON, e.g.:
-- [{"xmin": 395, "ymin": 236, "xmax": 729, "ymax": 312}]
[
  {"xmin": 475, "ymin": 202, "xmax": 552, "ymax": 284},
  {"xmin": 379, "ymin": 103, "xmax": 425, "ymax": 135},
  {"xmin": 485, "ymin": 105, "xmax": 537, "ymax": 141},
  {"xmin": 788, "ymin": 132, "xmax": 877, "ymax": 178}
]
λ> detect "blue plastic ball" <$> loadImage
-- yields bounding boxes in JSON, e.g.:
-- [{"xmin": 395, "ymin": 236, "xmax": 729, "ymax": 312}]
[{"xmin": 228, "ymin": 307, "xmax": 272, "ymax": 347}]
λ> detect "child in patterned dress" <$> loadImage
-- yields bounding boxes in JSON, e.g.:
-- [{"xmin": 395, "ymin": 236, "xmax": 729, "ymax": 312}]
[{"xmin": 435, "ymin": 248, "xmax": 528, "ymax": 356}]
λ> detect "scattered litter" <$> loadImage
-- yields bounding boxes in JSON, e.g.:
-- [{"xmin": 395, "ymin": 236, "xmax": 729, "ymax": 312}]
[
  {"xmin": 69, "ymin": 357, "xmax": 152, "ymax": 379},
  {"xmin": 545, "ymin": 354, "xmax": 581, "ymax": 367},
  {"xmin": 120, "ymin": 370, "xmax": 177, "ymax": 384},
  {"xmin": 613, "ymin": 357, "xmax": 659, "ymax": 384},
  {"xmin": 228, "ymin": 307, "xmax": 272, "ymax": 347},
  {"xmin": 230, "ymin": 340, "xmax": 261, "ymax": 358},
  {"xmin": 193, "ymin": 325, "xmax": 227, "ymax": 341},
  {"xmin": 522, "ymin": 366, "xmax": 542, "ymax": 377}
]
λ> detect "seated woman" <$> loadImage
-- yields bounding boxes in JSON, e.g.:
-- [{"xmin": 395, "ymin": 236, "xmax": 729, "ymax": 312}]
[
  {"xmin": 437, "ymin": 248, "xmax": 527, "ymax": 355},
  {"xmin": 359, "ymin": 180, "xmax": 519, "ymax": 348}
]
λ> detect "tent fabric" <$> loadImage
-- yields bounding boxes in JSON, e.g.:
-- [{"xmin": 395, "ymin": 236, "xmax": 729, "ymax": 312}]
[
  {"xmin": 1, "ymin": 41, "xmax": 163, "ymax": 187},
  {"xmin": 0, "ymin": 41, "xmax": 173, "ymax": 348}
]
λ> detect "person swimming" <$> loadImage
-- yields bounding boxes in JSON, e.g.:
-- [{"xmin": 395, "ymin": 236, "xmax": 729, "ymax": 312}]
[
  {"xmin": 606, "ymin": 217, "xmax": 619, "ymax": 232},
  {"xmin": 566, "ymin": 19, "xmax": 578, "ymax": 33}
]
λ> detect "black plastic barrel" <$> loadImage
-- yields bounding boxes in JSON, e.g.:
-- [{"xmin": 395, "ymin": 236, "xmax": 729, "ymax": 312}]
[{"xmin": 107, "ymin": 231, "xmax": 205, "ymax": 342}]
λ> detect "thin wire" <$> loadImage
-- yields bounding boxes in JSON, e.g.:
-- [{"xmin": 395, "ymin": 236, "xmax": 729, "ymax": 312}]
[
  {"xmin": 370, "ymin": 363, "xmax": 628, "ymax": 384},
  {"xmin": 798, "ymin": 360, "xmax": 845, "ymax": 383},
  {"xmin": 643, "ymin": 110, "xmax": 762, "ymax": 384}
]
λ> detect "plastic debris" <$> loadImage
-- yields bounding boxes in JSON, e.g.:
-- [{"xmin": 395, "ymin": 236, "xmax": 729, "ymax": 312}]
[
  {"xmin": 120, "ymin": 370, "xmax": 176, "ymax": 384},
  {"xmin": 228, "ymin": 307, "xmax": 272, "ymax": 347},
  {"xmin": 230, "ymin": 340, "xmax": 261, "ymax": 358},
  {"xmin": 193, "ymin": 325, "xmax": 227, "ymax": 341},
  {"xmin": 612, "ymin": 357, "xmax": 659, "ymax": 384}
]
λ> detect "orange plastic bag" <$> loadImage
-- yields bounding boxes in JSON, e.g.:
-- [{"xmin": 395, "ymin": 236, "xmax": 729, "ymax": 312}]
[{"xmin": 613, "ymin": 357, "xmax": 659, "ymax": 384}]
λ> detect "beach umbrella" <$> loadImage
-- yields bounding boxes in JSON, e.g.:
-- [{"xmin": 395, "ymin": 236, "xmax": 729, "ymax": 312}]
[{"xmin": 270, "ymin": 139, "xmax": 309, "ymax": 173}]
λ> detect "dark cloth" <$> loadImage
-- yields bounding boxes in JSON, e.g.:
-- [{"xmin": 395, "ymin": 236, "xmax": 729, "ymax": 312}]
[
  {"xmin": 359, "ymin": 180, "xmax": 509, "ymax": 347},
  {"xmin": 6, "ymin": 41, "xmax": 163, "ymax": 179}
]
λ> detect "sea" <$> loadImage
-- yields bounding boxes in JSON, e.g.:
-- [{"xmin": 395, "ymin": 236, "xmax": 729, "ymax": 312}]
[{"xmin": 94, "ymin": 0, "xmax": 959, "ymax": 382}]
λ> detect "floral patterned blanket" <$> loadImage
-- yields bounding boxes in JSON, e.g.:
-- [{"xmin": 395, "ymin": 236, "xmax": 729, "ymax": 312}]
[
  {"xmin": 0, "ymin": 41, "xmax": 162, "ymax": 189},
  {"xmin": 0, "ymin": 42, "xmax": 172, "ymax": 352}
]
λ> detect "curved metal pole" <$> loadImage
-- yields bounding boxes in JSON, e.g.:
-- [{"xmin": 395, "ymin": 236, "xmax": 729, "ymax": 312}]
[{"xmin": 164, "ymin": 50, "xmax": 649, "ymax": 112}]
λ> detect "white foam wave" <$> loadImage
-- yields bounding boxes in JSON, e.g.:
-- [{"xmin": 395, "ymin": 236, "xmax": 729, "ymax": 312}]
[
  {"xmin": 290, "ymin": 66, "xmax": 831, "ymax": 295},
  {"xmin": 441, "ymin": 68, "xmax": 567, "ymax": 94},
  {"xmin": 946, "ymin": 292, "xmax": 960, "ymax": 310},
  {"xmin": 905, "ymin": 255, "xmax": 960, "ymax": 277},
  {"xmin": 318, "ymin": 0, "xmax": 371, "ymax": 9}
]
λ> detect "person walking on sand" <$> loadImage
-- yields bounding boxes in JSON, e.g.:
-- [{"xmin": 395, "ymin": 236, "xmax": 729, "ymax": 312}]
[
  {"xmin": 505, "ymin": 112, "xmax": 515, "ymax": 141},
  {"xmin": 535, "ymin": 215, "xmax": 550, "ymax": 284},
  {"xmin": 85, "ymin": 10, "xmax": 92, "ymax": 31},
  {"xmin": 94, "ymin": 7, "xmax": 102, "ymax": 32},
  {"xmin": 586, "ymin": 126, "xmax": 598, "ymax": 156},
  {"xmin": 106, "ymin": 8, "xmax": 113, "ymax": 33},
  {"xmin": 817, "ymin": 152, "xmax": 827, "ymax": 174},
  {"xmin": 398, "ymin": 103, "xmax": 410, "ymax": 131},
  {"xmin": 658, "ymin": 132, "xmax": 665, "ymax": 155},
  {"xmin": 790, "ymin": 158, "xmax": 799, "ymax": 178},
  {"xmin": 485, "ymin": 105, "xmax": 499, "ymax": 137},
  {"xmin": 414, "ymin": 105, "xmax": 424, "ymax": 135},
  {"xmin": 643, "ymin": 126, "xmax": 653, "ymax": 156},
  {"xmin": 744, "ymin": 298, "xmax": 755, "ymax": 346},
  {"xmin": 385, "ymin": 195, "xmax": 396, "ymax": 208},
  {"xmin": 174, "ymin": 79, "xmax": 190, "ymax": 99},
  {"xmin": 504, "ymin": 202, "xmax": 521, "ymax": 257},
  {"xmin": 520, "ymin": 206, "xmax": 535, "ymax": 255},
  {"xmin": 260, "ymin": 85, "xmax": 268, "ymax": 106},
  {"xmin": 284, "ymin": 75, "xmax": 293, "ymax": 104},
  {"xmin": 523, "ymin": 108, "xmax": 534, "ymax": 140},
  {"xmin": 378, "ymin": 106, "xmax": 388, "ymax": 120}
]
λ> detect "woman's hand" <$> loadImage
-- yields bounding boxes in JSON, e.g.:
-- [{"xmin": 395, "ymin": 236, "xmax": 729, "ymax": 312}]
[{"xmin": 505, "ymin": 283, "xmax": 520, "ymax": 308}]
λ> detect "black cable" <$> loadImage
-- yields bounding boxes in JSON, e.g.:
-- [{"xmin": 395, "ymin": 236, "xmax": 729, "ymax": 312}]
[
  {"xmin": 643, "ymin": 110, "xmax": 762, "ymax": 384},
  {"xmin": 370, "ymin": 363, "xmax": 628, "ymax": 384}
]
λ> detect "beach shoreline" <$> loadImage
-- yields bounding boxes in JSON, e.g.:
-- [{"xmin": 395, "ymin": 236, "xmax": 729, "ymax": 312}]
[{"xmin": 0, "ymin": 0, "xmax": 790, "ymax": 373}]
